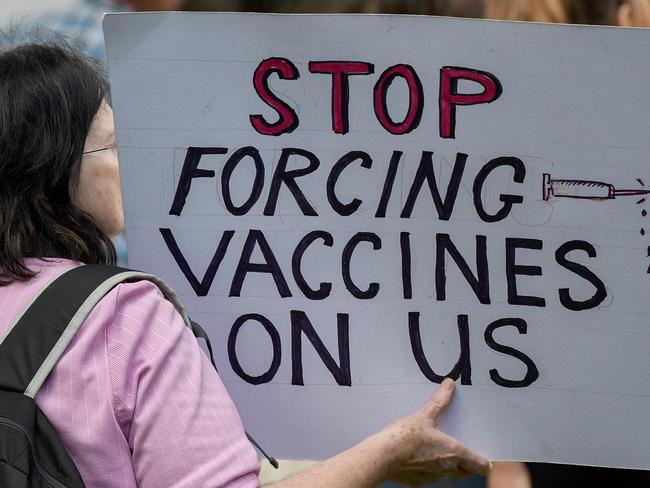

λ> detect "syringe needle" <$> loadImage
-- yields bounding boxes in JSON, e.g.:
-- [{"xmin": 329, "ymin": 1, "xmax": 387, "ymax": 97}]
[{"xmin": 613, "ymin": 189, "xmax": 650, "ymax": 197}]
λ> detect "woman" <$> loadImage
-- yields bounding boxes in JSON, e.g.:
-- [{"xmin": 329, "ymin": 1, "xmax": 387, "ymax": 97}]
[{"xmin": 0, "ymin": 37, "xmax": 491, "ymax": 487}]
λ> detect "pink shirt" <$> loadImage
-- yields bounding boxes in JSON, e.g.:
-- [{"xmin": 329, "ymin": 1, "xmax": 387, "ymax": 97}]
[{"xmin": 0, "ymin": 258, "xmax": 260, "ymax": 487}]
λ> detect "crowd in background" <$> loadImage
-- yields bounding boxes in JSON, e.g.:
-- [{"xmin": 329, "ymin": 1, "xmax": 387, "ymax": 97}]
[
  {"xmin": 4, "ymin": 0, "xmax": 648, "ymax": 62},
  {"xmin": 8, "ymin": 0, "xmax": 650, "ymax": 49},
  {"xmin": 2, "ymin": 0, "xmax": 648, "ymax": 487}
]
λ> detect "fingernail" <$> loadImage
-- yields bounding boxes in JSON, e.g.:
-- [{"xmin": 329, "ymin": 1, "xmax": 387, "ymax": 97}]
[
  {"xmin": 442, "ymin": 378, "xmax": 454, "ymax": 390},
  {"xmin": 488, "ymin": 461, "xmax": 493, "ymax": 471}
]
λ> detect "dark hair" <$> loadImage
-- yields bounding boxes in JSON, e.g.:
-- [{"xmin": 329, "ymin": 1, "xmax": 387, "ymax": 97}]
[{"xmin": 0, "ymin": 33, "xmax": 116, "ymax": 284}]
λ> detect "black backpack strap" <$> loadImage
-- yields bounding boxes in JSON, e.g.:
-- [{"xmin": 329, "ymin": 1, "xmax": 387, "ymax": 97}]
[
  {"xmin": 0, "ymin": 264, "xmax": 192, "ymax": 398},
  {"xmin": 190, "ymin": 319, "xmax": 218, "ymax": 371},
  {"xmin": 0, "ymin": 263, "xmax": 280, "ymax": 468}
]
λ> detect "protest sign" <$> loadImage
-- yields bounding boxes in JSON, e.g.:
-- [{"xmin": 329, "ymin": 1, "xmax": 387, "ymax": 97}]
[{"xmin": 104, "ymin": 13, "xmax": 650, "ymax": 468}]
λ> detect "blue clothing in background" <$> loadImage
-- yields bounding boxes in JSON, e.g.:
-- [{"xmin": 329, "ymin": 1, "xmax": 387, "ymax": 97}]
[{"xmin": 35, "ymin": 0, "xmax": 129, "ymax": 60}]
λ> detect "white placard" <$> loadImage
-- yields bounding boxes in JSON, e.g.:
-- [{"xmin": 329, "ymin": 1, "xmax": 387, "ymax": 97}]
[{"xmin": 104, "ymin": 12, "xmax": 650, "ymax": 469}]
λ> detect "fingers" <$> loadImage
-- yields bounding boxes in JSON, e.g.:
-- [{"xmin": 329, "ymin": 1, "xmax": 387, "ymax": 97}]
[
  {"xmin": 424, "ymin": 377, "xmax": 455, "ymax": 421},
  {"xmin": 456, "ymin": 443, "xmax": 493, "ymax": 476}
]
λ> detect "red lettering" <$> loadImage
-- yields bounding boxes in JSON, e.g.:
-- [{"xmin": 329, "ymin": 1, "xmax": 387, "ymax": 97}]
[
  {"xmin": 308, "ymin": 61, "xmax": 374, "ymax": 134},
  {"xmin": 250, "ymin": 57, "xmax": 300, "ymax": 136},
  {"xmin": 373, "ymin": 64, "xmax": 423, "ymax": 135},
  {"xmin": 439, "ymin": 66, "xmax": 502, "ymax": 139}
]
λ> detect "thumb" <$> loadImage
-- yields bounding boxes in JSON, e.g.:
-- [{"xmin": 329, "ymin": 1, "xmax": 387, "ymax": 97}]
[{"xmin": 424, "ymin": 378, "xmax": 455, "ymax": 422}]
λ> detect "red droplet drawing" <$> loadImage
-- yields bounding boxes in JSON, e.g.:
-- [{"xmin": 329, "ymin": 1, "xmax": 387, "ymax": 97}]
[
  {"xmin": 542, "ymin": 174, "xmax": 650, "ymax": 272},
  {"xmin": 542, "ymin": 173, "xmax": 650, "ymax": 201}
]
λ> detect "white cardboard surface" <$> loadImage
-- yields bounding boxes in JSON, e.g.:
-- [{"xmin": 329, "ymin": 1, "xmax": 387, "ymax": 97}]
[{"xmin": 104, "ymin": 13, "xmax": 650, "ymax": 468}]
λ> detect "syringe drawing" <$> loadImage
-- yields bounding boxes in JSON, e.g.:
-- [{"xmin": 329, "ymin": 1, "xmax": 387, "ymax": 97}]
[
  {"xmin": 542, "ymin": 173, "xmax": 650, "ymax": 272},
  {"xmin": 542, "ymin": 173, "xmax": 650, "ymax": 201}
]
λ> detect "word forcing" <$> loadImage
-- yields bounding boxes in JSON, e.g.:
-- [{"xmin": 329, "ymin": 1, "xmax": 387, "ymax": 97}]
[{"xmin": 170, "ymin": 147, "xmax": 524, "ymax": 222}]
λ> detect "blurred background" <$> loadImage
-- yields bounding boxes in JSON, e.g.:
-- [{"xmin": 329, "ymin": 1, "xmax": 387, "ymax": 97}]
[
  {"xmin": 5, "ymin": 0, "xmax": 649, "ymax": 36},
  {"xmin": 2, "ymin": 0, "xmax": 648, "ymax": 487}
]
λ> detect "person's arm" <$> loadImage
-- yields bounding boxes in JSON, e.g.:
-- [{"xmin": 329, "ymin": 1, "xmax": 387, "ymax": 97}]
[
  {"xmin": 108, "ymin": 282, "xmax": 260, "ymax": 488},
  {"xmin": 110, "ymin": 281, "xmax": 490, "ymax": 487},
  {"xmin": 272, "ymin": 379, "xmax": 492, "ymax": 488}
]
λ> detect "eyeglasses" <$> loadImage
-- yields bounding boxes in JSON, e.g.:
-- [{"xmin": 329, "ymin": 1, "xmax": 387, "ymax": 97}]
[{"xmin": 83, "ymin": 144, "xmax": 117, "ymax": 155}]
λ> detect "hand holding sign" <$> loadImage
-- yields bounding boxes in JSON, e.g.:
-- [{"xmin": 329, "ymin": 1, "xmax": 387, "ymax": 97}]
[
  {"xmin": 383, "ymin": 379, "xmax": 492, "ymax": 484},
  {"xmin": 273, "ymin": 379, "xmax": 491, "ymax": 487}
]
